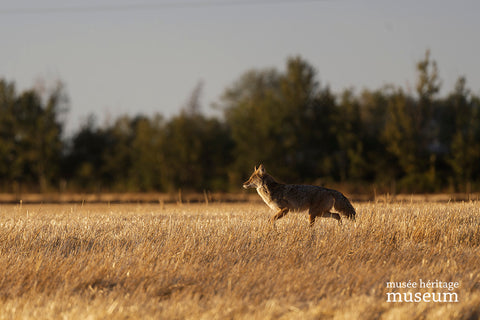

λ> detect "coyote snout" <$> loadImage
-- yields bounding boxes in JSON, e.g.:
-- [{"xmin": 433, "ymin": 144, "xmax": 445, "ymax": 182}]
[{"xmin": 244, "ymin": 164, "xmax": 356, "ymax": 226}]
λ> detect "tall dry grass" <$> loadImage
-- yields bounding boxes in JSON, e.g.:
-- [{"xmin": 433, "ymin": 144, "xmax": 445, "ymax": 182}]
[{"xmin": 0, "ymin": 201, "xmax": 479, "ymax": 319}]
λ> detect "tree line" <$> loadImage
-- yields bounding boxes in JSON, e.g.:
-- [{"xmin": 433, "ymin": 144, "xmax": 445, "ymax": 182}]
[{"xmin": 1, "ymin": 51, "xmax": 480, "ymax": 194}]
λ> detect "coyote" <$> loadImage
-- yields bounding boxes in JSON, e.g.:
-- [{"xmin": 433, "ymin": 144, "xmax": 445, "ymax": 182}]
[{"xmin": 243, "ymin": 164, "xmax": 356, "ymax": 226}]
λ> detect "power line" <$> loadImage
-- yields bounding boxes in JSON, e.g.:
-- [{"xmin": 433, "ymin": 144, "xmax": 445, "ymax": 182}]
[{"xmin": 0, "ymin": 0, "xmax": 333, "ymax": 15}]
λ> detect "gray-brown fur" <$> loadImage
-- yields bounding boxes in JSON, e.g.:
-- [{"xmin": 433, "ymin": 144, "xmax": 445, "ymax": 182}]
[{"xmin": 243, "ymin": 164, "xmax": 356, "ymax": 226}]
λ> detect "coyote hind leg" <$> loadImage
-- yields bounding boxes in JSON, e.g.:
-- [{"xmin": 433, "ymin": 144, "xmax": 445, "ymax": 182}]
[
  {"xmin": 320, "ymin": 211, "xmax": 342, "ymax": 224},
  {"xmin": 270, "ymin": 207, "xmax": 289, "ymax": 224},
  {"xmin": 309, "ymin": 211, "xmax": 340, "ymax": 226},
  {"xmin": 309, "ymin": 195, "xmax": 342, "ymax": 226}
]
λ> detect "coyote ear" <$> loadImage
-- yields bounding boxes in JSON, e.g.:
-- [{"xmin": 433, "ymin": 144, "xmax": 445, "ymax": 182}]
[
  {"xmin": 254, "ymin": 165, "xmax": 257, "ymax": 172},
  {"xmin": 258, "ymin": 164, "xmax": 265, "ymax": 174}
]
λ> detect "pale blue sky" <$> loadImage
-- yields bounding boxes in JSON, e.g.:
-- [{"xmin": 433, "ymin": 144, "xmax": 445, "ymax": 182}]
[{"xmin": 1, "ymin": 0, "xmax": 479, "ymax": 134}]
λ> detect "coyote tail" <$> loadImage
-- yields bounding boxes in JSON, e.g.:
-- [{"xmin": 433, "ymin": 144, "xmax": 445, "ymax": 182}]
[{"xmin": 331, "ymin": 190, "xmax": 356, "ymax": 220}]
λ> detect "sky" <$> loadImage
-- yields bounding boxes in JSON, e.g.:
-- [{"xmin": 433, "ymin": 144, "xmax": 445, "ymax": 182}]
[{"xmin": 1, "ymin": 0, "xmax": 479, "ymax": 135}]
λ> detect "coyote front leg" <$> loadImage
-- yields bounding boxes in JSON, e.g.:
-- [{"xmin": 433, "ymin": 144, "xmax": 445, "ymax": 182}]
[{"xmin": 270, "ymin": 207, "xmax": 289, "ymax": 224}]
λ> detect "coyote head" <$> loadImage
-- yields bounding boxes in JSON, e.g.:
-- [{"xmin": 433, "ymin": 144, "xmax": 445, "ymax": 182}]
[{"xmin": 243, "ymin": 164, "xmax": 266, "ymax": 189}]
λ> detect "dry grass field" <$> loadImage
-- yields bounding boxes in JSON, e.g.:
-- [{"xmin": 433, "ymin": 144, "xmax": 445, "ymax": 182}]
[{"xmin": 0, "ymin": 201, "xmax": 479, "ymax": 319}]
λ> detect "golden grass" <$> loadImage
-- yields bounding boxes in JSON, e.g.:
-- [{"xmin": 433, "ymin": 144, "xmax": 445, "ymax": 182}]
[{"xmin": 0, "ymin": 201, "xmax": 479, "ymax": 319}]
